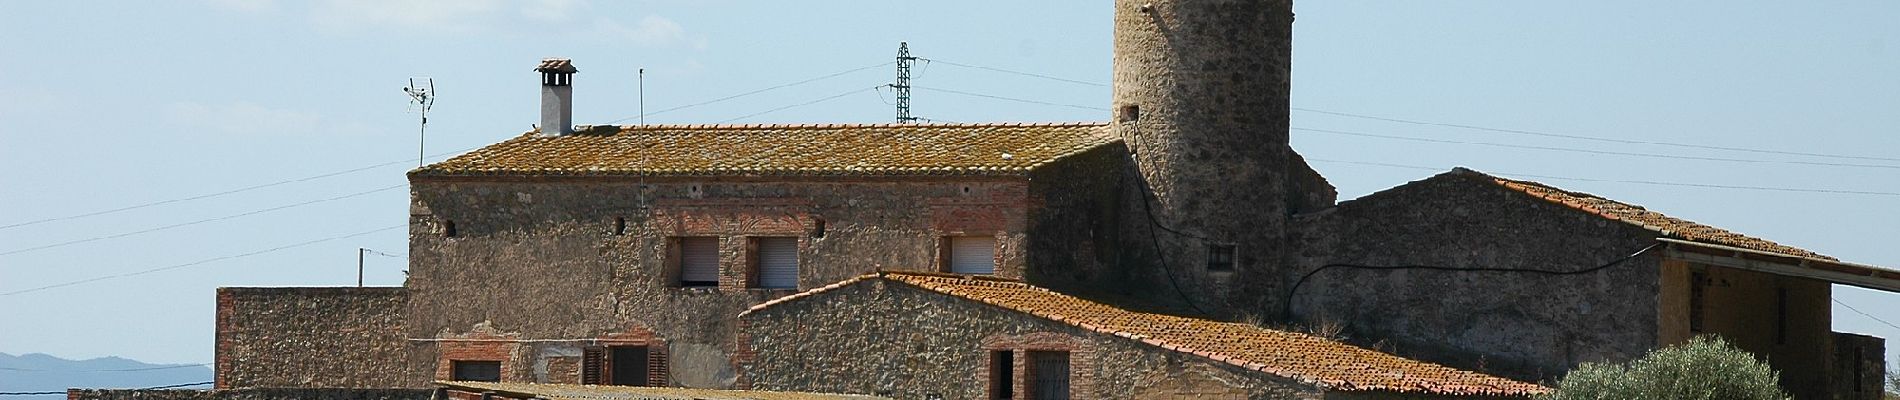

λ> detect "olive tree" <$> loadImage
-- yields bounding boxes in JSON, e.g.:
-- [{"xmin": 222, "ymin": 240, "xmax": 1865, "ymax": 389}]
[{"xmin": 1542, "ymin": 336, "xmax": 1787, "ymax": 400}]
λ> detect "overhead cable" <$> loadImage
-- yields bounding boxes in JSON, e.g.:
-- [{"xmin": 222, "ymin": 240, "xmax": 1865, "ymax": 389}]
[
  {"xmin": 0, "ymin": 224, "xmax": 404, "ymax": 297},
  {"xmin": 608, "ymin": 62, "xmax": 894, "ymax": 124},
  {"xmin": 0, "ymin": 184, "xmax": 406, "ymax": 257}
]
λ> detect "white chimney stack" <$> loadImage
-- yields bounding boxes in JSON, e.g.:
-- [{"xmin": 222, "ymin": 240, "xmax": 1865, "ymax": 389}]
[{"xmin": 535, "ymin": 58, "xmax": 577, "ymax": 136}]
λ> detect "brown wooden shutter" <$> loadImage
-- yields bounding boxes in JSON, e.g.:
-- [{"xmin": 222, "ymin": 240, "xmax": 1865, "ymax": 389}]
[
  {"xmin": 581, "ymin": 346, "xmax": 603, "ymax": 384},
  {"xmin": 647, "ymin": 345, "xmax": 669, "ymax": 387}
]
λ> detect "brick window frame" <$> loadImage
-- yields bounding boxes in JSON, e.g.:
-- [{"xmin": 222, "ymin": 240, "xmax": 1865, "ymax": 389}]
[
  {"xmin": 435, "ymin": 336, "xmax": 520, "ymax": 382},
  {"xmin": 746, "ymin": 236, "xmax": 802, "ymax": 290},
  {"xmin": 937, "ymin": 233, "xmax": 1001, "ymax": 275},
  {"xmin": 579, "ymin": 328, "xmax": 670, "ymax": 387},
  {"xmin": 981, "ymin": 332, "xmax": 1094, "ymax": 399},
  {"xmin": 647, "ymin": 203, "xmax": 812, "ymax": 291}
]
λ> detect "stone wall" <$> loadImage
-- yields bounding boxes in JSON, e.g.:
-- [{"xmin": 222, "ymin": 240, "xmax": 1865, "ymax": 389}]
[
  {"xmin": 214, "ymin": 287, "xmax": 411, "ymax": 389},
  {"xmin": 1288, "ymin": 170, "xmax": 1664, "ymax": 382},
  {"xmin": 406, "ymin": 177, "xmax": 1036, "ymax": 388},
  {"xmin": 1024, "ymin": 143, "xmax": 1129, "ymax": 297},
  {"xmin": 737, "ymin": 279, "xmax": 1328, "ymax": 399},
  {"xmin": 68, "ymin": 389, "xmax": 430, "ymax": 400}
]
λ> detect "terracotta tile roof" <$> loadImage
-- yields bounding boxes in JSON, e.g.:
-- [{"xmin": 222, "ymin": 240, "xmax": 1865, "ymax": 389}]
[
  {"xmin": 536, "ymin": 58, "xmax": 577, "ymax": 73},
  {"xmin": 1467, "ymin": 168, "xmax": 1833, "ymax": 260},
  {"xmin": 438, "ymin": 381, "xmax": 889, "ymax": 400},
  {"xmin": 744, "ymin": 271, "xmax": 1549, "ymax": 397},
  {"xmin": 411, "ymin": 123, "xmax": 1115, "ymax": 177}
]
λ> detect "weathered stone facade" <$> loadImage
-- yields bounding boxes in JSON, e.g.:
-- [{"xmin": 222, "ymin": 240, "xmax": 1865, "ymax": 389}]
[
  {"xmin": 214, "ymin": 287, "xmax": 409, "ymax": 389},
  {"xmin": 1288, "ymin": 170, "xmax": 1666, "ymax": 380},
  {"xmin": 738, "ymin": 279, "xmax": 1330, "ymax": 399},
  {"xmin": 402, "ymin": 173, "xmax": 1106, "ymax": 388}
]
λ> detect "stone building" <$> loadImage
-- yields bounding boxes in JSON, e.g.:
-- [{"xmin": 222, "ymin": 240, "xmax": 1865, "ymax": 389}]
[{"xmin": 198, "ymin": 0, "xmax": 1897, "ymax": 399}]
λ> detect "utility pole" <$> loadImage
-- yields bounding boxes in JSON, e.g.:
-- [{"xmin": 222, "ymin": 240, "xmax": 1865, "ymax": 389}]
[
  {"xmin": 404, "ymin": 78, "xmax": 436, "ymax": 167},
  {"xmin": 894, "ymin": 42, "xmax": 918, "ymax": 124},
  {"xmin": 357, "ymin": 247, "xmax": 366, "ymax": 287}
]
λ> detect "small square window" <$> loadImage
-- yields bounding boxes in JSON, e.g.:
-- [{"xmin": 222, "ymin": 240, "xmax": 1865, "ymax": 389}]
[
  {"xmin": 1206, "ymin": 244, "xmax": 1236, "ymax": 272},
  {"xmin": 676, "ymin": 237, "xmax": 720, "ymax": 287},
  {"xmin": 450, "ymin": 360, "xmax": 501, "ymax": 382},
  {"xmin": 753, "ymin": 237, "xmax": 799, "ymax": 289}
]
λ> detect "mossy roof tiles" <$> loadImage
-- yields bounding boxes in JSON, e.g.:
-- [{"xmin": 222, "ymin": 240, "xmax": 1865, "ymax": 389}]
[
  {"xmin": 746, "ymin": 271, "xmax": 1549, "ymax": 397},
  {"xmin": 1474, "ymin": 169, "xmax": 1833, "ymax": 260},
  {"xmin": 411, "ymin": 122, "xmax": 1114, "ymax": 178}
]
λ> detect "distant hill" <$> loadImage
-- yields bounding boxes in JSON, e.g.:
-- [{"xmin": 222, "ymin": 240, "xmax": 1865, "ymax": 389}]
[{"xmin": 0, "ymin": 352, "xmax": 212, "ymax": 400}]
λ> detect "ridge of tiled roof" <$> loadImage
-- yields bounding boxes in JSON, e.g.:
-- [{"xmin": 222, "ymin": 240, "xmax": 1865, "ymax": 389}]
[
  {"xmin": 1453, "ymin": 168, "xmax": 1833, "ymax": 260},
  {"xmin": 744, "ymin": 270, "xmax": 1549, "ymax": 397},
  {"xmin": 411, "ymin": 122, "xmax": 1115, "ymax": 178},
  {"xmin": 439, "ymin": 381, "xmax": 889, "ymax": 400}
]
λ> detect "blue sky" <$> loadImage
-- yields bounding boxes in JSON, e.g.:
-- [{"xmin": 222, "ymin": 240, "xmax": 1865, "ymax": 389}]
[{"xmin": 1, "ymin": 0, "xmax": 1895, "ymax": 372}]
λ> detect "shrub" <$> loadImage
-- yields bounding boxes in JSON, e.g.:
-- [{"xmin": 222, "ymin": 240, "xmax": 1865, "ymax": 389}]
[{"xmin": 1541, "ymin": 336, "xmax": 1787, "ymax": 400}]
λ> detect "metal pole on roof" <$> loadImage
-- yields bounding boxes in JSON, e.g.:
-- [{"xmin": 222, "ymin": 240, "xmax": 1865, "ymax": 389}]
[
  {"xmin": 404, "ymin": 78, "xmax": 436, "ymax": 167},
  {"xmin": 357, "ymin": 247, "xmax": 365, "ymax": 287},
  {"xmin": 895, "ymin": 42, "xmax": 917, "ymax": 124}
]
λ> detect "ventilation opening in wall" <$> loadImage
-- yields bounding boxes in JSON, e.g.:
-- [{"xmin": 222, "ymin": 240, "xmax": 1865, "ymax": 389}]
[
  {"xmin": 688, "ymin": 184, "xmax": 704, "ymax": 198},
  {"xmin": 1206, "ymin": 243, "xmax": 1235, "ymax": 272},
  {"xmin": 614, "ymin": 216, "xmax": 627, "ymax": 235},
  {"xmin": 1117, "ymin": 104, "xmax": 1139, "ymax": 122},
  {"xmin": 962, "ymin": 185, "xmax": 973, "ymax": 195},
  {"xmin": 444, "ymin": 220, "xmax": 458, "ymax": 238},
  {"xmin": 812, "ymin": 218, "xmax": 826, "ymax": 239}
]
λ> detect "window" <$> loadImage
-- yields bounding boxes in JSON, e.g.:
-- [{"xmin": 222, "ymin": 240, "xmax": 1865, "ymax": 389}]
[
  {"xmin": 990, "ymin": 350, "xmax": 1015, "ymax": 400},
  {"xmin": 677, "ymin": 237, "xmax": 720, "ymax": 287},
  {"xmin": 1117, "ymin": 104, "xmax": 1139, "ymax": 122},
  {"xmin": 610, "ymin": 345, "xmax": 650, "ymax": 386},
  {"xmin": 450, "ymin": 360, "xmax": 501, "ymax": 382},
  {"xmin": 1028, "ymin": 351, "xmax": 1070, "ymax": 400},
  {"xmin": 1689, "ymin": 271, "xmax": 1706, "ymax": 333},
  {"xmin": 1206, "ymin": 244, "xmax": 1235, "ymax": 272},
  {"xmin": 583, "ymin": 345, "xmax": 655, "ymax": 386},
  {"xmin": 754, "ymin": 237, "xmax": 799, "ymax": 289},
  {"xmin": 613, "ymin": 217, "xmax": 627, "ymax": 235},
  {"xmin": 443, "ymin": 220, "xmax": 458, "ymax": 238},
  {"xmin": 811, "ymin": 218, "xmax": 827, "ymax": 239},
  {"xmin": 1775, "ymin": 287, "xmax": 1788, "ymax": 345},
  {"xmin": 947, "ymin": 236, "xmax": 997, "ymax": 275}
]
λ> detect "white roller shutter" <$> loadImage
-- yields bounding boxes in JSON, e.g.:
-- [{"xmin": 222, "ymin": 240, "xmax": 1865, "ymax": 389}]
[
  {"xmin": 756, "ymin": 237, "xmax": 799, "ymax": 289},
  {"xmin": 948, "ymin": 236, "xmax": 996, "ymax": 275},
  {"xmin": 679, "ymin": 237, "xmax": 720, "ymax": 285}
]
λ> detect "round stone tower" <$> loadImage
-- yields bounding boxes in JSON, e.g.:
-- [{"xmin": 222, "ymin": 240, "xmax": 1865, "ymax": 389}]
[{"xmin": 1113, "ymin": 0, "xmax": 1296, "ymax": 317}]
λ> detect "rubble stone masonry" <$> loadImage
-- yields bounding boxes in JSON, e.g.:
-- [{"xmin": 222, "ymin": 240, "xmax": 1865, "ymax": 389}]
[{"xmin": 214, "ymin": 287, "xmax": 410, "ymax": 389}]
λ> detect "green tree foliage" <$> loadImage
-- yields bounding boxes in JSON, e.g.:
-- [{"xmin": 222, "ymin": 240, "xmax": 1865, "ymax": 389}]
[{"xmin": 1541, "ymin": 336, "xmax": 1787, "ymax": 400}]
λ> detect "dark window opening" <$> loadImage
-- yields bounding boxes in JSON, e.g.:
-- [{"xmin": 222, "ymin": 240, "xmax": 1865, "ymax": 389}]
[
  {"xmin": 1689, "ymin": 272, "xmax": 1706, "ymax": 333},
  {"xmin": 1206, "ymin": 244, "xmax": 1236, "ymax": 272},
  {"xmin": 812, "ymin": 218, "xmax": 827, "ymax": 239},
  {"xmin": 990, "ymin": 350, "xmax": 1014, "ymax": 400},
  {"xmin": 582, "ymin": 346, "xmax": 604, "ymax": 384},
  {"xmin": 1775, "ymin": 287, "xmax": 1788, "ymax": 345},
  {"xmin": 450, "ymin": 360, "xmax": 501, "ymax": 382},
  {"xmin": 443, "ymin": 220, "xmax": 458, "ymax": 238},
  {"xmin": 610, "ymin": 345, "xmax": 650, "ymax": 386},
  {"xmin": 614, "ymin": 217, "xmax": 627, "ymax": 235},
  {"xmin": 1028, "ymin": 351, "xmax": 1070, "ymax": 400},
  {"xmin": 1117, "ymin": 104, "xmax": 1139, "ymax": 122}
]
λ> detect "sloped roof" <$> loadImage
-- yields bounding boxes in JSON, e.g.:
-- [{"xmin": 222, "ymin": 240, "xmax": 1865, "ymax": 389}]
[
  {"xmin": 1468, "ymin": 168, "xmax": 1832, "ymax": 260},
  {"xmin": 411, "ymin": 122, "xmax": 1115, "ymax": 178},
  {"xmin": 438, "ymin": 381, "xmax": 889, "ymax": 400},
  {"xmin": 744, "ymin": 271, "xmax": 1548, "ymax": 397}
]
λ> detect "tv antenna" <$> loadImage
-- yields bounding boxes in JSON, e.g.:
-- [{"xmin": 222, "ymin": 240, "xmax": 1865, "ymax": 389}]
[{"xmin": 403, "ymin": 78, "xmax": 436, "ymax": 167}]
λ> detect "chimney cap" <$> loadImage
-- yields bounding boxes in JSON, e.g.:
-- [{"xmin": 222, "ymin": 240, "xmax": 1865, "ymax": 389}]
[{"xmin": 535, "ymin": 58, "xmax": 577, "ymax": 73}]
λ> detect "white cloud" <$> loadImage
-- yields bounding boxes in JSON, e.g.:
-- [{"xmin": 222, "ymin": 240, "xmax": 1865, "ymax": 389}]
[
  {"xmin": 309, "ymin": 0, "xmax": 506, "ymax": 34},
  {"xmin": 595, "ymin": 15, "xmax": 695, "ymax": 48},
  {"xmin": 163, "ymin": 101, "xmax": 323, "ymax": 136}
]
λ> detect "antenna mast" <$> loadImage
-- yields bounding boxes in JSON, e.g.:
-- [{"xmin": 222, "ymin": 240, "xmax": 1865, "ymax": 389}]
[
  {"xmin": 403, "ymin": 78, "xmax": 436, "ymax": 167},
  {"xmin": 894, "ymin": 42, "xmax": 917, "ymax": 124}
]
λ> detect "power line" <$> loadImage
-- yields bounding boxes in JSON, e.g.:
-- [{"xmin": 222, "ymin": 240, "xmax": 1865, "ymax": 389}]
[
  {"xmin": 1835, "ymin": 298, "xmax": 1900, "ymax": 331},
  {"xmin": 1292, "ymin": 107, "xmax": 1900, "ymax": 163},
  {"xmin": 0, "ymin": 224, "xmax": 405, "ymax": 297},
  {"xmin": 0, "ymin": 147, "xmax": 473, "ymax": 232},
  {"xmin": 913, "ymin": 86, "xmax": 1109, "ymax": 112},
  {"xmin": 1285, "ymin": 243, "xmax": 1663, "ymax": 319},
  {"xmin": 607, "ymin": 62, "xmax": 893, "ymax": 124},
  {"xmin": 919, "ymin": 57, "xmax": 1108, "ymax": 88},
  {"xmin": 0, "ymin": 184, "xmax": 406, "ymax": 257},
  {"xmin": 0, "ymin": 380, "xmax": 212, "ymax": 395},
  {"xmin": 0, "ymin": 363, "xmax": 209, "ymax": 372},
  {"xmin": 718, "ymin": 85, "xmax": 885, "ymax": 123},
  {"xmin": 1295, "ymin": 127, "xmax": 1900, "ymax": 170},
  {"xmin": 1306, "ymin": 158, "xmax": 1900, "ymax": 197}
]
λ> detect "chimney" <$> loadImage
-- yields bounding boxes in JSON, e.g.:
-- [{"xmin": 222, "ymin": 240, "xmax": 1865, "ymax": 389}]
[{"xmin": 535, "ymin": 58, "xmax": 577, "ymax": 136}]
